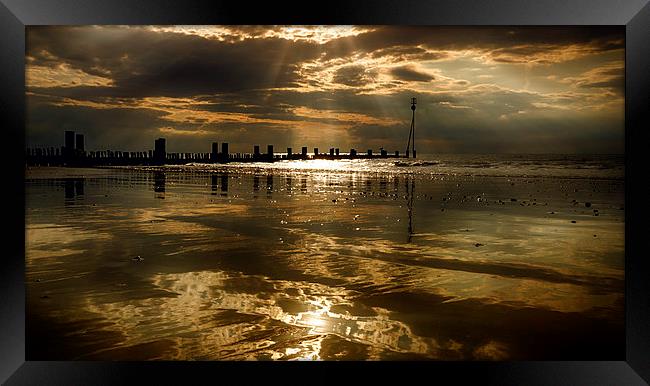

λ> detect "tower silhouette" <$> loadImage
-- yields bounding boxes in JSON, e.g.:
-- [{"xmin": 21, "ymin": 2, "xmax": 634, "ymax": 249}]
[{"xmin": 406, "ymin": 97, "xmax": 417, "ymax": 158}]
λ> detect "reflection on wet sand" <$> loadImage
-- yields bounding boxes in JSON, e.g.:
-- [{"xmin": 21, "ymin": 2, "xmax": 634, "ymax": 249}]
[
  {"xmin": 211, "ymin": 174, "xmax": 218, "ymax": 195},
  {"xmin": 154, "ymin": 171, "xmax": 165, "ymax": 199},
  {"xmin": 285, "ymin": 176, "xmax": 292, "ymax": 193},
  {"xmin": 78, "ymin": 270, "xmax": 441, "ymax": 360},
  {"xmin": 64, "ymin": 178, "xmax": 85, "ymax": 204},
  {"xmin": 25, "ymin": 167, "xmax": 625, "ymax": 360},
  {"xmin": 218, "ymin": 173, "xmax": 228, "ymax": 198},
  {"xmin": 406, "ymin": 176, "xmax": 415, "ymax": 243}
]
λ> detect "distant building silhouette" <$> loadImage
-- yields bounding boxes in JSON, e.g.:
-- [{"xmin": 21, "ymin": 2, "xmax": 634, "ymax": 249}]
[
  {"xmin": 211, "ymin": 142, "xmax": 218, "ymax": 161},
  {"xmin": 64, "ymin": 130, "xmax": 75, "ymax": 159},
  {"xmin": 221, "ymin": 142, "xmax": 229, "ymax": 160},
  {"xmin": 75, "ymin": 134, "xmax": 84, "ymax": 152},
  {"xmin": 154, "ymin": 138, "xmax": 166, "ymax": 164},
  {"xmin": 64, "ymin": 131, "xmax": 75, "ymax": 150}
]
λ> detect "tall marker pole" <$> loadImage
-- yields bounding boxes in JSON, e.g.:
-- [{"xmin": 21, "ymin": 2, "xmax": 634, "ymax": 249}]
[
  {"xmin": 411, "ymin": 97, "xmax": 416, "ymax": 158},
  {"xmin": 406, "ymin": 97, "xmax": 417, "ymax": 158}
]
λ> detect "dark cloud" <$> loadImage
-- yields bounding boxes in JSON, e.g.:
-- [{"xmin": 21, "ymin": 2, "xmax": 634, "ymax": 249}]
[
  {"xmin": 370, "ymin": 46, "xmax": 449, "ymax": 62},
  {"xmin": 25, "ymin": 26, "xmax": 624, "ymax": 154},
  {"xmin": 27, "ymin": 26, "xmax": 322, "ymax": 97},
  {"xmin": 322, "ymin": 26, "xmax": 623, "ymax": 61},
  {"xmin": 390, "ymin": 66, "xmax": 434, "ymax": 82},
  {"xmin": 27, "ymin": 26, "xmax": 624, "ymax": 99},
  {"xmin": 580, "ymin": 78, "xmax": 623, "ymax": 89},
  {"xmin": 576, "ymin": 68, "xmax": 624, "ymax": 90},
  {"xmin": 332, "ymin": 65, "xmax": 377, "ymax": 87}
]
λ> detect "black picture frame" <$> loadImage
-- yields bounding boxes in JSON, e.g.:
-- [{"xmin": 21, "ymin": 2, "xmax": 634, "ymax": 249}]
[{"xmin": 2, "ymin": 0, "xmax": 649, "ymax": 384}]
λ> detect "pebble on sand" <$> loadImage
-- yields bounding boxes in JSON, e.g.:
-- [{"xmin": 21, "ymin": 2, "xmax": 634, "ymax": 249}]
[
  {"xmin": 585, "ymin": 202, "xmax": 592, "ymax": 208},
  {"xmin": 571, "ymin": 220, "xmax": 577, "ymax": 223}
]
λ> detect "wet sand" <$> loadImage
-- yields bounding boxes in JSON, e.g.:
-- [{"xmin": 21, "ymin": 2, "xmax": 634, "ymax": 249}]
[{"xmin": 25, "ymin": 165, "xmax": 624, "ymax": 360}]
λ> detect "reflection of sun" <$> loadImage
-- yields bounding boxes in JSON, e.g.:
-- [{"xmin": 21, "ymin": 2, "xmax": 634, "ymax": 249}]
[
  {"xmin": 301, "ymin": 313, "xmax": 329, "ymax": 331},
  {"xmin": 285, "ymin": 159, "xmax": 352, "ymax": 171},
  {"xmin": 80, "ymin": 267, "xmax": 440, "ymax": 360}
]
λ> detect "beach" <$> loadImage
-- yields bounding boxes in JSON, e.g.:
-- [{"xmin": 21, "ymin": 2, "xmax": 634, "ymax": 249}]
[{"xmin": 25, "ymin": 155, "xmax": 625, "ymax": 360}]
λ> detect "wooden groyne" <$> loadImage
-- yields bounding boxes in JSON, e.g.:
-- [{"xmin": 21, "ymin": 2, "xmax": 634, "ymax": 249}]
[{"xmin": 26, "ymin": 141, "xmax": 408, "ymax": 167}]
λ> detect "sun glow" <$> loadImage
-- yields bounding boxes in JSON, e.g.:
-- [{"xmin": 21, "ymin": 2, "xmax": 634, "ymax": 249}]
[{"xmin": 148, "ymin": 25, "xmax": 374, "ymax": 44}]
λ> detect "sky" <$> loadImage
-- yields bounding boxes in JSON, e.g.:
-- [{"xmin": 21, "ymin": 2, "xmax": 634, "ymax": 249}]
[{"xmin": 26, "ymin": 25, "xmax": 625, "ymax": 154}]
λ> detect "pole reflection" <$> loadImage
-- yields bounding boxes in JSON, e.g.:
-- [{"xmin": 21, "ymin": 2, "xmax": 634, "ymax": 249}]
[
  {"xmin": 406, "ymin": 176, "xmax": 415, "ymax": 243},
  {"xmin": 64, "ymin": 179, "xmax": 75, "ymax": 201},
  {"xmin": 285, "ymin": 176, "xmax": 292, "ymax": 193},
  {"xmin": 267, "ymin": 175, "xmax": 273, "ymax": 197},
  {"xmin": 154, "ymin": 171, "xmax": 165, "ymax": 199},
  {"xmin": 211, "ymin": 174, "xmax": 218, "ymax": 195},
  {"xmin": 63, "ymin": 178, "xmax": 85, "ymax": 205},
  {"xmin": 253, "ymin": 175, "xmax": 260, "ymax": 193},
  {"xmin": 220, "ymin": 173, "xmax": 228, "ymax": 196}
]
